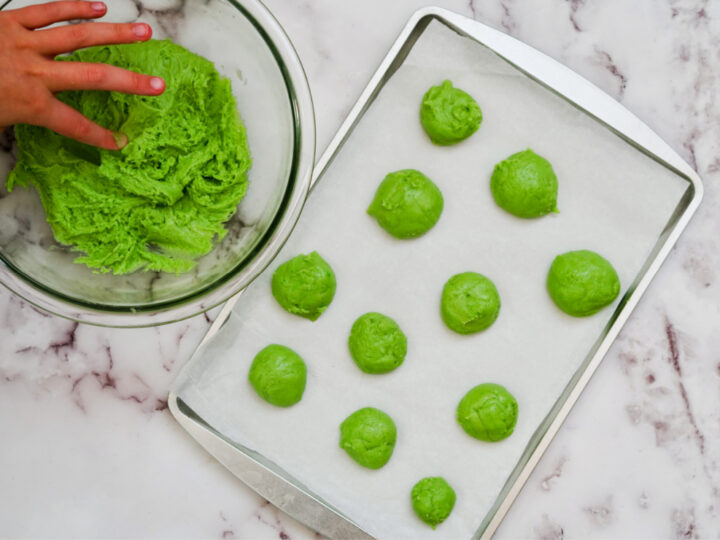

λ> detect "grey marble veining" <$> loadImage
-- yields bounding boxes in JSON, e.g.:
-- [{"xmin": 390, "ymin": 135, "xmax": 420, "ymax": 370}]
[{"xmin": 1, "ymin": 0, "xmax": 719, "ymax": 538}]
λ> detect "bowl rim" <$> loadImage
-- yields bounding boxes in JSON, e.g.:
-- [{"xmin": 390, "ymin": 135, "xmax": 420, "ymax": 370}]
[{"xmin": 0, "ymin": 0, "xmax": 316, "ymax": 327}]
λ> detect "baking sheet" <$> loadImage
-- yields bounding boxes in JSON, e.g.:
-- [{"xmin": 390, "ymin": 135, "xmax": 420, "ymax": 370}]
[{"xmin": 173, "ymin": 20, "xmax": 688, "ymax": 539}]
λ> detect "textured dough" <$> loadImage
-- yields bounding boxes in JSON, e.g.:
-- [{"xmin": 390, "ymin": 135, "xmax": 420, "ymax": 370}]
[
  {"xmin": 411, "ymin": 476, "xmax": 457, "ymax": 529},
  {"xmin": 339, "ymin": 407, "xmax": 397, "ymax": 469},
  {"xmin": 490, "ymin": 149, "xmax": 558, "ymax": 218},
  {"xmin": 7, "ymin": 40, "xmax": 250, "ymax": 274},
  {"xmin": 348, "ymin": 312, "xmax": 407, "ymax": 374},
  {"xmin": 271, "ymin": 251, "xmax": 337, "ymax": 321},
  {"xmin": 367, "ymin": 169, "xmax": 444, "ymax": 239},
  {"xmin": 456, "ymin": 383, "xmax": 518, "ymax": 442},
  {"xmin": 248, "ymin": 344, "xmax": 307, "ymax": 407},
  {"xmin": 547, "ymin": 249, "xmax": 620, "ymax": 317},
  {"xmin": 420, "ymin": 80, "xmax": 482, "ymax": 145},
  {"xmin": 441, "ymin": 272, "xmax": 501, "ymax": 334}
]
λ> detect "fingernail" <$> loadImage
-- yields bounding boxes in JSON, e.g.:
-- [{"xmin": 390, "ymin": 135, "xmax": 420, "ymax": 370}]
[
  {"xmin": 132, "ymin": 23, "xmax": 150, "ymax": 38},
  {"xmin": 113, "ymin": 132, "xmax": 128, "ymax": 149},
  {"xmin": 149, "ymin": 77, "xmax": 165, "ymax": 92},
  {"xmin": 90, "ymin": 2, "xmax": 106, "ymax": 12}
]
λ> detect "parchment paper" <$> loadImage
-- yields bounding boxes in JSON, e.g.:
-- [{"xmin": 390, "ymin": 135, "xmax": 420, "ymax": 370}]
[{"xmin": 174, "ymin": 20, "xmax": 688, "ymax": 539}]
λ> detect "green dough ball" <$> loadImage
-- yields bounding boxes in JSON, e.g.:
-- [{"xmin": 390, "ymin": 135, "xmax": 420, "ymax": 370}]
[
  {"xmin": 420, "ymin": 80, "xmax": 482, "ymax": 145},
  {"xmin": 367, "ymin": 169, "xmax": 444, "ymax": 239},
  {"xmin": 457, "ymin": 383, "xmax": 518, "ymax": 442},
  {"xmin": 248, "ymin": 344, "xmax": 307, "ymax": 407},
  {"xmin": 490, "ymin": 149, "xmax": 559, "ymax": 218},
  {"xmin": 441, "ymin": 272, "xmax": 501, "ymax": 334},
  {"xmin": 271, "ymin": 251, "xmax": 337, "ymax": 321},
  {"xmin": 411, "ymin": 477, "xmax": 456, "ymax": 529},
  {"xmin": 7, "ymin": 40, "xmax": 250, "ymax": 274},
  {"xmin": 547, "ymin": 250, "xmax": 620, "ymax": 317},
  {"xmin": 339, "ymin": 407, "xmax": 397, "ymax": 469},
  {"xmin": 348, "ymin": 312, "xmax": 407, "ymax": 374}
]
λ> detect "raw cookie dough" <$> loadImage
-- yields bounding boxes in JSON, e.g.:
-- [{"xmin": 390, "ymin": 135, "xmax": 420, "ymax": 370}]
[
  {"xmin": 490, "ymin": 149, "xmax": 558, "ymax": 218},
  {"xmin": 248, "ymin": 344, "xmax": 307, "ymax": 407},
  {"xmin": 457, "ymin": 383, "xmax": 518, "ymax": 442},
  {"xmin": 367, "ymin": 169, "xmax": 444, "ymax": 239},
  {"xmin": 348, "ymin": 312, "xmax": 407, "ymax": 374},
  {"xmin": 339, "ymin": 407, "xmax": 397, "ymax": 469},
  {"xmin": 441, "ymin": 272, "xmax": 501, "ymax": 334},
  {"xmin": 271, "ymin": 251, "xmax": 336, "ymax": 321},
  {"xmin": 547, "ymin": 249, "xmax": 620, "ymax": 317},
  {"xmin": 411, "ymin": 476, "xmax": 457, "ymax": 529},
  {"xmin": 8, "ymin": 40, "xmax": 251, "ymax": 274},
  {"xmin": 420, "ymin": 80, "xmax": 482, "ymax": 145}
]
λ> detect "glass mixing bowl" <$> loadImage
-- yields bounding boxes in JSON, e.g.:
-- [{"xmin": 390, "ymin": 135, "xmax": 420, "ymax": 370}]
[{"xmin": 0, "ymin": 0, "xmax": 315, "ymax": 327}]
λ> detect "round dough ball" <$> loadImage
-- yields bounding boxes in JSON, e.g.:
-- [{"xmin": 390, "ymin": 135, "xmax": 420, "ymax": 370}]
[
  {"xmin": 339, "ymin": 407, "xmax": 397, "ymax": 469},
  {"xmin": 248, "ymin": 344, "xmax": 307, "ymax": 407},
  {"xmin": 547, "ymin": 249, "xmax": 620, "ymax": 317},
  {"xmin": 491, "ymin": 149, "xmax": 559, "ymax": 218},
  {"xmin": 271, "ymin": 251, "xmax": 336, "ymax": 321},
  {"xmin": 420, "ymin": 80, "xmax": 482, "ymax": 145},
  {"xmin": 349, "ymin": 312, "xmax": 407, "ymax": 374},
  {"xmin": 367, "ymin": 169, "xmax": 444, "ymax": 239},
  {"xmin": 457, "ymin": 383, "xmax": 518, "ymax": 442},
  {"xmin": 411, "ymin": 476, "xmax": 457, "ymax": 529},
  {"xmin": 441, "ymin": 272, "xmax": 501, "ymax": 334}
]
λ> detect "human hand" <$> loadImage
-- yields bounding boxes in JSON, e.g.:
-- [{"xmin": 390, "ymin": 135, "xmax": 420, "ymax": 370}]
[{"xmin": 0, "ymin": 0, "xmax": 165, "ymax": 150}]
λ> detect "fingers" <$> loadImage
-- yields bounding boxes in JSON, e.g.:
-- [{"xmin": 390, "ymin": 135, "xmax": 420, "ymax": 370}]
[
  {"xmin": 43, "ymin": 61, "xmax": 165, "ymax": 95},
  {"xmin": 34, "ymin": 22, "xmax": 152, "ymax": 56},
  {"xmin": 41, "ymin": 97, "xmax": 124, "ymax": 150},
  {"xmin": 9, "ymin": 1, "xmax": 107, "ymax": 30}
]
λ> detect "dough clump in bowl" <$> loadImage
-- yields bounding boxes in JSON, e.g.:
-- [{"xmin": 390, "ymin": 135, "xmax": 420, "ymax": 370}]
[{"xmin": 8, "ymin": 40, "xmax": 251, "ymax": 274}]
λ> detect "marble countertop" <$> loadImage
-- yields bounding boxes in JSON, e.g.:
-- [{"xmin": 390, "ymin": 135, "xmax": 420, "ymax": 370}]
[{"xmin": 1, "ymin": 0, "xmax": 719, "ymax": 538}]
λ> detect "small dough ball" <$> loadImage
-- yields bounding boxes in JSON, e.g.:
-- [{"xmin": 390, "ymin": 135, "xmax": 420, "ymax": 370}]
[
  {"xmin": 248, "ymin": 345, "xmax": 307, "ymax": 407},
  {"xmin": 420, "ymin": 80, "xmax": 482, "ymax": 145},
  {"xmin": 367, "ymin": 169, "xmax": 444, "ymax": 239},
  {"xmin": 441, "ymin": 272, "xmax": 501, "ymax": 334},
  {"xmin": 457, "ymin": 383, "xmax": 518, "ymax": 442},
  {"xmin": 339, "ymin": 407, "xmax": 397, "ymax": 469},
  {"xmin": 411, "ymin": 477, "xmax": 457, "ymax": 529},
  {"xmin": 547, "ymin": 249, "xmax": 620, "ymax": 317},
  {"xmin": 491, "ymin": 149, "xmax": 559, "ymax": 218},
  {"xmin": 349, "ymin": 312, "xmax": 407, "ymax": 374},
  {"xmin": 271, "ymin": 251, "xmax": 336, "ymax": 321}
]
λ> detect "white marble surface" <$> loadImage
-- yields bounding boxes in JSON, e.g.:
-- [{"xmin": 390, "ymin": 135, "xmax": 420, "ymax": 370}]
[{"xmin": 0, "ymin": 0, "xmax": 719, "ymax": 538}]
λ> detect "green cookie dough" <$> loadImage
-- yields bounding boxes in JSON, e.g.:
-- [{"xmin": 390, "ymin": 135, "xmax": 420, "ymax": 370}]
[
  {"xmin": 7, "ymin": 40, "xmax": 250, "ymax": 274},
  {"xmin": 248, "ymin": 344, "xmax": 307, "ymax": 407},
  {"xmin": 420, "ymin": 80, "xmax": 482, "ymax": 145},
  {"xmin": 411, "ymin": 477, "xmax": 457, "ymax": 529},
  {"xmin": 441, "ymin": 272, "xmax": 501, "ymax": 334},
  {"xmin": 367, "ymin": 169, "xmax": 444, "ymax": 239},
  {"xmin": 339, "ymin": 407, "xmax": 397, "ymax": 469},
  {"xmin": 547, "ymin": 249, "xmax": 620, "ymax": 317},
  {"xmin": 348, "ymin": 312, "xmax": 407, "ymax": 374},
  {"xmin": 271, "ymin": 251, "xmax": 336, "ymax": 321},
  {"xmin": 457, "ymin": 383, "xmax": 518, "ymax": 442},
  {"xmin": 490, "ymin": 149, "xmax": 558, "ymax": 218}
]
